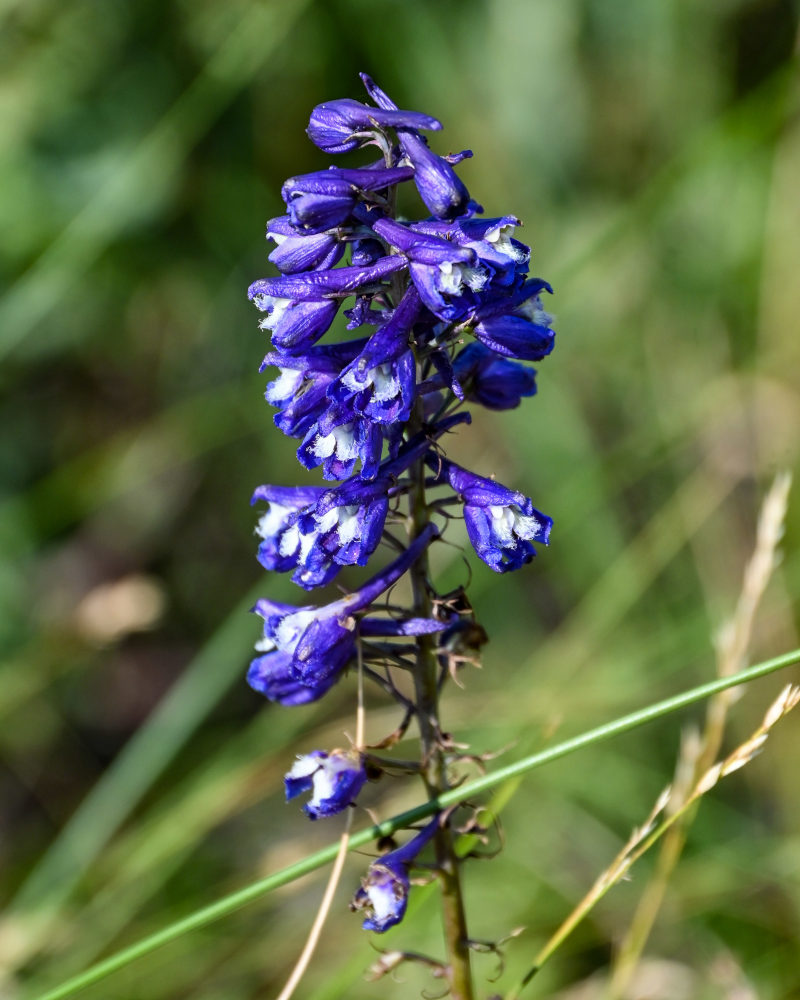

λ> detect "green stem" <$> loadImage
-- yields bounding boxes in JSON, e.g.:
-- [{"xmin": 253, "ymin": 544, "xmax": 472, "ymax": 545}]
[
  {"xmin": 407, "ymin": 398, "xmax": 475, "ymax": 1000},
  {"xmin": 28, "ymin": 646, "xmax": 800, "ymax": 1000}
]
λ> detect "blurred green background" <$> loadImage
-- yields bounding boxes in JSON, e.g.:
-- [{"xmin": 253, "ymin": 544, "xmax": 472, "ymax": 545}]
[{"xmin": 1, "ymin": 1, "xmax": 799, "ymax": 997}]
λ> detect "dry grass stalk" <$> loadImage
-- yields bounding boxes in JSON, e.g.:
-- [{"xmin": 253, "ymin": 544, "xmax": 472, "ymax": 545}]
[
  {"xmin": 512, "ymin": 683, "xmax": 800, "ymax": 997},
  {"xmin": 607, "ymin": 471, "xmax": 791, "ymax": 997}
]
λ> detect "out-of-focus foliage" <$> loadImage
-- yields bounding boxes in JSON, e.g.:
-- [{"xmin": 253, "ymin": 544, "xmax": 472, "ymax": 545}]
[{"xmin": 1, "ymin": 1, "xmax": 798, "ymax": 998}]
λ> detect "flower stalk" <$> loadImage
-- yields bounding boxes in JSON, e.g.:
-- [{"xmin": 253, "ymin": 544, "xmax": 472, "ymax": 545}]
[
  {"xmin": 407, "ymin": 394, "xmax": 475, "ymax": 999},
  {"xmin": 243, "ymin": 73, "xmax": 556, "ymax": 994}
]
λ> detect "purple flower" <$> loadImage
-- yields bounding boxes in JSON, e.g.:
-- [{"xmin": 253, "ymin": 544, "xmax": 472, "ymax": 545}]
[
  {"xmin": 255, "ymin": 297, "xmax": 340, "ymax": 351},
  {"xmin": 252, "ymin": 477, "xmax": 390, "ymax": 591},
  {"xmin": 282, "ymin": 166, "xmax": 414, "ymax": 233},
  {"xmin": 300, "ymin": 478, "xmax": 390, "ymax": 577},
  {"xmin": 452, "ymin": 342, "xmax": 537, "ymax": 410},
  {"xmin": 251, "ymin": 524, "xmax": 440, "ymax": 688},
  {"xmin": 328, "ymin": 285, "xmax": 422, "ymax": 425},
  {"xmin": 410, "ymin": 263, "xmax": 488, "ymax": 323},
  {"xmin": 470, "ymin": 278, "xmax": 555, "ymax": 361},
  {"xmin": 266, "ymin": 215, "xmax": 345, "ymax": 274},
  {"xmin": 351, "ymin": 817, "xmax": 440, "ymax": 932},
  {"xmin": 361, "ymin": 74, "xmax": 472, "ymax": 220},
  {"xmin": 247, "ymin": 652, "xmax": 338, "ymax": 706},
  {"xmin": 355, "ymin": 205, "xmax": 476, "ymax": 268},
  {"xmin": 251, "ymin": 484, "xmax": 326, "ymax": 576},
  {"xmin": 285, "ymin": 749, "xmax": 367, "ymax": 819},
  {"xmin": 253, "ymin": 424, "xmax": 464, "ymax": 589},
  {"xmin": 433, "ymin": 460, "xmax": 552, "ymax": 572},
  {"xmin": 262, "ymin": 341, "xmax": 365, "ymax": 438},
  {"xmin": 415, "ymin": 215, "xmax": 529, "ymax": 288},
  {"xmin": 249, "ymin": 255, "xmax": 406, "ymax": 303},
  {"xmin": 307, "ymin": 98, "xmax": 442, "ymax": 154},
  {"xmin": 296, "ymin": 403, "xmax": 385, "ymax": 481}
]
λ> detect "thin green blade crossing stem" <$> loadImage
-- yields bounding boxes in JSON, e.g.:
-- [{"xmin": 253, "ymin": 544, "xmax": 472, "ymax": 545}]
[{"xmin": 28, "ymin": 646, "xmax": 800, "ymax": 1000}]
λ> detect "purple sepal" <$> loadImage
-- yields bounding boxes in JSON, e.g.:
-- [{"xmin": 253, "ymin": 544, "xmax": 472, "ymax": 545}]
[
  {"xmin": 452, "ymin": 342, "xmax": 537, "ymax": 409},
  {"xmin": 360, "ymin": 617, "xmax": 448, "ymax": 637},
  {"xmin": 471, "ymin": 314, "xmax": 554, "ymax": 362},
  {"xmin": 350, "ymin": 237, "xmax": 386, "ymax": 268},
  {"xmin": 258, "ymin": 298, "xmax": 340, "ymax": 351},
  {"xmin": 266, "ymin": 216, "xmax": 345, "ymax": 274},
  {"xmin": 249, "ymin": 255, "xmax": 406, "ymax": 302},
  {"xmin": 247, "ymin": 652, "xmax": 338, "ymax": 705},
  {"xmin": 432, "ymin": 459, "xmax": 551, "ymax": 572},
  {"xmin": 352, "ymin": 816, "xmax": 440, "ymax": 932},
  {"xmin": 427, "ymin": 346, "xmax": 465, "ymax": 401},
  {"xmin": 282, "ymin": 166, "xmax": 414, "ymax": 233},
  {"xmin": 354, "ymin": 205, "xmax": 476, "ymax": 267},
  {"xmin": 251, "ymin": 484, "xmax": 324, "ymax": 506},
  {"xmin": 307, "ymin": 98, "xmax": 442, "ymax": 154},
  {"xmin": 284, "ymin": 749, "xmax": 368, "ymax": 819},
  {"xmin": 360, "ymin": 74, "xmax": 472, "ymax": 220}
]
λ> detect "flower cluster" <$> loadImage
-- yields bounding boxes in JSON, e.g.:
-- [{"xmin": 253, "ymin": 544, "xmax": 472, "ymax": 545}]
[{"xmin": 247, "ymin": 75, "xmax": 555, "ymax": 935}]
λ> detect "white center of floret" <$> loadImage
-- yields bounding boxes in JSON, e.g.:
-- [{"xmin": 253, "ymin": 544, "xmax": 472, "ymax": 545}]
[
  {"xmin": 286, "ymin": 753, "xmax": 321, "ymax": 780},
  {"xmin": 341, "ymin": 363, "xmax": 400, "ymax": 403},
  {"xmin": 255, "ymin": 296, "xmax": 291, "ymax": 331},
  {"xmin": 267, "ymin": 230, "xmax": 288, "ymax": 246},
  {"xmin": 486, "ymin": 224, "xmax": 529, "ymax": 264},
  {"xmin": 370, "ymin": 364, "xmax": 401, "ymax": 403},
  {"xmin": 276, "ymin": 523, "xmax": 316, "ymax": 563},
  {"xmin": 437, "ymin": 260, "xmax": 488, "ymax": 296},
  {"xmin": 336, "ymin": 505, "xmax": 362, "ymax": 545},
  {"xmin": 311, "ymin": 423, "xmax": 360, "ymax": 462},
  {"xmin": 265, "ymin": 368, "xmax": 304, "ymax": 405},
  {"xmin": 256, "ymin": 502, "xmax": 293, "ymax": 541},
  {"xmin": 274, "ymin": 608, "xmax": 318, "ymax": 653},
  {"xmin": 366, "ymin": 878, "xmax": 399, "ymax": 922},
  {"xmin": 488, "ymin": 503, "xmax": 541, "ymax": 543},
  {"xmin": 310, "ymin": 754, "xmax": 356, "ymax": 807},
  {"xmin": 314, "ymin": 504, "xmax": 362, "ymax": 547},
  {"xmin": 516, "ymin": 295, "xmax": 553, "ymax": 328},
  {"xmin": 253, "ymin": 608, "xmax": 318, "ymax": 655},
  {"xmin": 278, "ymin": 523, "xmax": 301, "ymax": 557}
]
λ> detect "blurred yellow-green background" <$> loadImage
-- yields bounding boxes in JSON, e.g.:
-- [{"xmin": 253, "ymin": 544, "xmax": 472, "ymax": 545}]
[{"xmin": 1, "ymin": 1, "xmax": 799, "ymax": 998}]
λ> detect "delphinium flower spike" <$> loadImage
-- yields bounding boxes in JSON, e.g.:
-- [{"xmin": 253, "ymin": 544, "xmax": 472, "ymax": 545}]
[{"xmin": 246, "ymin": 74, "xmax": 556, "ymax": 1000}]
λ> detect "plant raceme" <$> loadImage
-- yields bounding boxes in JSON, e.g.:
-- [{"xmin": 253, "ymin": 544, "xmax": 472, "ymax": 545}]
[{"xmin": 246, "ymin": 73, "xmax": 555, "ymax": 976}]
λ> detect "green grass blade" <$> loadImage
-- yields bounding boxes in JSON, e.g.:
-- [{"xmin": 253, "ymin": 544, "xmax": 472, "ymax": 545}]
[
  {"xmin": 28, "ymin": 646, "xmax": 800, "ymax": 1000},
  {"xmin": 8, "ymin": 583, "xmax": 263, "ymax": 921}
]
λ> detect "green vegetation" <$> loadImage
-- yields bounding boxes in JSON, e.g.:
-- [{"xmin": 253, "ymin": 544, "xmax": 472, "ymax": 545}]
[{"xmin": 1, "ymin": 2, "xmax": 798, "ymax": 998}]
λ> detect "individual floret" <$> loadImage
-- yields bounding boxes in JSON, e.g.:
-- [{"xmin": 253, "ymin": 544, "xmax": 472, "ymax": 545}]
[{"xmin": 285, "ymin": 749, "xmax": 367, "ymax": 819}]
